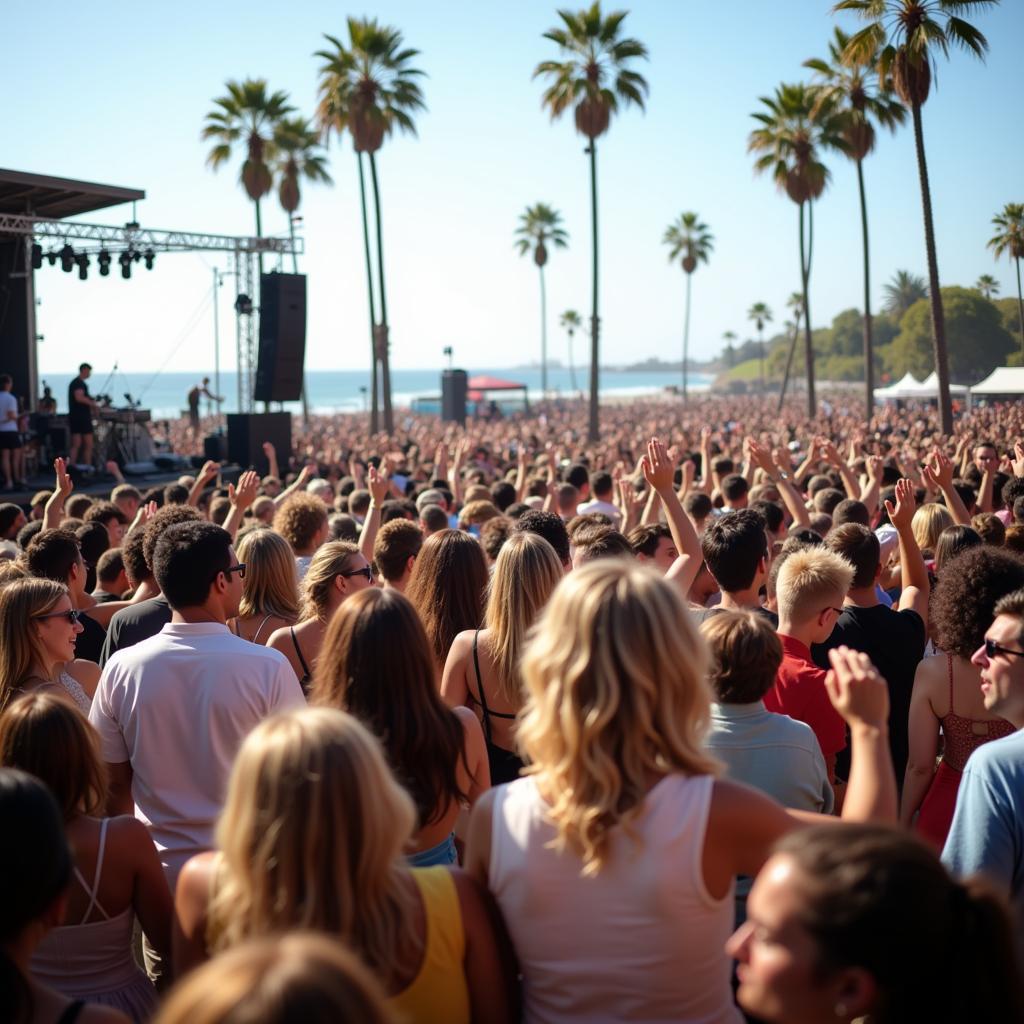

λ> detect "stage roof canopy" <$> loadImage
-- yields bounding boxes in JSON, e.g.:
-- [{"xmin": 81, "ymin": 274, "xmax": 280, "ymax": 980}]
[{"xmin": 0, "ymin": 168, "xmax": 144, "ymax": 220}]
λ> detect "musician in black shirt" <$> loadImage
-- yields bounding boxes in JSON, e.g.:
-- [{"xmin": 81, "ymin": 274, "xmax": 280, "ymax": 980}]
[{"xmin": 68, "ymin": 362, "xmax": 99, "ymax": 467}]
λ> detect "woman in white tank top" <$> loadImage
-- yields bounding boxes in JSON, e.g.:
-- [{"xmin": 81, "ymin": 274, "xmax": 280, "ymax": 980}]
[{"xmin": 466, "ymin": 553, "xmax": 898, "ymax": 1024}]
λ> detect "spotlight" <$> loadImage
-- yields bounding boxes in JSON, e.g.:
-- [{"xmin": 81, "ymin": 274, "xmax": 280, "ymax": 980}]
[
  {"xmin": 76, "ymin": 253, "xmax": 89, "ymax": 281},
  {"xmin": 60, "ymin": 243, "xmax": 75, "ymax": 273},
  {"xmin": 132, "ymin": 250, "xmax": 142, "ymax": 263},
  {"xmin": 143, "ymin": 248, "xmax": 155, "ymax": 270},
  {"xmin": 46, "ymin": 251, "xmax": 58, "ymax": 266},
  {"xmin": 234, "ymin": 293, "xmax": 254, "ymax": 315},
  {"xmin": 119, "ymin": 251, "xmax": 132, "ymax": 280},
  {"xmin": 31, "ymin": 244, "xmax": 42, "ymax": 270},
  {"xmin": 98, "ymin": 249, "xmax": 111, "ymax": 277}
]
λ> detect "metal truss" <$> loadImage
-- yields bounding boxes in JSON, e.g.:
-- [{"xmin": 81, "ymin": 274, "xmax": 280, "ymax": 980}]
[{"xmin": 0, "ymin": 212, "xmax": 303, "ymax": 414}]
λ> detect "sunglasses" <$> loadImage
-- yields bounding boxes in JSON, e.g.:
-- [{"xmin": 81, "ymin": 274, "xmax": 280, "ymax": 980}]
[
  {"xmin": 212, "ymin": 563, "xmax": 246, "ymax": 584},
  {"xmin": 34, "ymin": 609, "xmax": 82, "ymax": 625},
  {"xmin": 984, "ymin": 638, "xmax": 1024, "ymax": 660},
  {"xmin": 340, "ymin": 566, "xmax": 374, "ymax": 583}
]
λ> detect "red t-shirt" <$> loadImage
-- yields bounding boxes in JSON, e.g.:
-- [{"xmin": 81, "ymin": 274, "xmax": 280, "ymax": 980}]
[{"xmin": 765, "ymin": 635, "xmax": 847, "ymax": 765}]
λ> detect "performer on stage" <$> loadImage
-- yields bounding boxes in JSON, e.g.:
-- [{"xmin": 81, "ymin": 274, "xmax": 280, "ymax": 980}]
[
  {"xmin": 187, "ymin": 377, "xmax": 222, "ymax": 432},
  {"xmin": 68, "ymin": 362, "xmax": 100, "ymax": 467},
  {"xmin": 0, "ymin": 373, "xmax": 25, "ymax": 490}
]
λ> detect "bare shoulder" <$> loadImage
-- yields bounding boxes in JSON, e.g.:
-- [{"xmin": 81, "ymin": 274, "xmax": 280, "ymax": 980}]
[
  {"xmin": 448, "ymin": 864, "xmax": 491, "ymax": 915},
  {"xmin": 454, "ymin": 704, "xmax": 484, "ymax": 735},
  {"xmin": 176, "ymin": 850, "xmax": 217, "ymax": 899},
  {"xmin": 449, "ymin": 630, "xmax": 475, "ymax": 659},
  {"xmin": 266, "ymin": 625, "xmax": 289, "ymax": 650},
  {"xmin": 68, "ymin": 658, "xmax": 101, "ymax": 690}
]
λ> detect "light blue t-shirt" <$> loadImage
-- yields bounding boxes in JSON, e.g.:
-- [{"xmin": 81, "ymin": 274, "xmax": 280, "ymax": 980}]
[{"xmin": 942, "ymin": 728, "xmax": 1024, "ymax": 966}]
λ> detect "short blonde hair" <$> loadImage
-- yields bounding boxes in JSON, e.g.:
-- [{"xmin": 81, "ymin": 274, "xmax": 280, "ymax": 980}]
[
  {"xmin": 236, "ymin": 528, "xmax": 300, "ymax": 621},
  {"xmin": 518, "ymin": 560, "xmax": 720, "ymax": 874},
  {"xmin": 299, "ymin": 541, "xmax": 359, "ymax": 620},
  {"xmin": 776, "ymin": 547, "xmax": 854, "ymax": 623},
  {"xmin": 912, "ymin": 503, "xmax": 954, "ymax": 555}
]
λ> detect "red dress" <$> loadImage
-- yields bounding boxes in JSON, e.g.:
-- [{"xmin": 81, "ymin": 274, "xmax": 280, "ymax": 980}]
[{"xmin": 915, "ymin": 654, "xmax": 1014, "ymax": 849}]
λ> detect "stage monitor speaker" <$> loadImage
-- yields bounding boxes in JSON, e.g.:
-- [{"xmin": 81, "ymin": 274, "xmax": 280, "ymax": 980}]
[
  {"xmin": 441, "ymin": 369, "xmax": 468, "ymax": 424},
  {"xmin": 227, "ymin": 412, "xmax": 291, "ymax": 476},
  {"xmin": 254, "ymin": 273, "xmax": 307, "ymax": 403},
  {"xmin": 203, "ymin": 433, "xmax": 228, "ymax": 463}
]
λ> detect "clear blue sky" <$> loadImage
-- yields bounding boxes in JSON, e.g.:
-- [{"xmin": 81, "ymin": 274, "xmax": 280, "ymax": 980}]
[{"xmin": 5, "ymin": 0, "xmax": 1021, "ymax": 377}]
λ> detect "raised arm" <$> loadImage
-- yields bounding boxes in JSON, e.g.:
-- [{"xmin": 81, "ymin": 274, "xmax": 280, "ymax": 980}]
[
  {"xmin": 272, "ymin": 462, "xmax": 316, "ymax": 507},
  {"xmin": 751, "ymin": 441, "xmax": 810, "ymax": 529},
  {"xmin": 358, "ymin": 464, "xmax": 391, "ymax": 565},
  {"xmin": 884, "ymin": 477, "xmax": 930, "ymax": 619},
  {"xmin": 900, "ymin": 662, "xmax": 941, "ymax": 827},
  {"xmin": 820, "ymin": 437, "xmax": 859, "ymax": 499},
  {"xmin": 44, "ymin": 457, "xmax": 74, "ymax": 530},
  {"xmin": 858, "ymin": 454, "xmax": 884, "ymax": 514},
  {"xmin": 261, "ymin": 441, "xmax": 280, "ymax": 482},
  {"xmin": 222, "ymin": 470, "xmax": 259, "ymax": 540},
  {"xmin": 922, "ymin": 449, "xmax": 971, "ymax": 526},
  {"xmin": 187, "ymin": 461, "xmax": 220, "ymax": 507},
  {"xmin": 642, "ymin": 437, "xmax": 702, "ymax": 593}
]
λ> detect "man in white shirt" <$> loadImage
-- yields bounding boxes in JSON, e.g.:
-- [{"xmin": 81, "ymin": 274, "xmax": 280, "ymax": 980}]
[
  {"xmin": 0, "ymin": 373, "xmax": 24, "ymax": 490},
  {"xmin": 576, "ymin": 470, "xmax": 622, "ymax": 529},
  {"xmin": 90, "ymin": 520, "xmax": 304, "ymax": 894}
]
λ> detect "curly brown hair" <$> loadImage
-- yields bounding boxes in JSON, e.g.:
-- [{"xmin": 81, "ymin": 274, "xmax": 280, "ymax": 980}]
[
  {"xmin": 932, "ymin": 547, "xmax": 1024, "ymax": 658},
  {"xmin": 273, "ymin": 493, "xmax": 328, "ymax": 553}
]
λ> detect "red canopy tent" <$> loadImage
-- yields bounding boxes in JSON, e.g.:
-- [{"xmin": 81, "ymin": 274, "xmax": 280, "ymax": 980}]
[{"xmin": 466, "ymin": 375, "xmax": 530, "ymax": 410}]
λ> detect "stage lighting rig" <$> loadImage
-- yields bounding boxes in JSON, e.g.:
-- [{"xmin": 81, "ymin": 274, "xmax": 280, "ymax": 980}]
[
  {"xmin": 234, "ymin": 293, "xmax": 253, "ymax": 315},
  {"xmin": 75, "ymin": 253, "xmax": 90, "ymax": 280},
  {"xmin": 31, "ymin": 244, "xmax": 42, "ymax": 269},
  {"xmin": 119, "ymin": 251, "xmax": 132, "ymax": 279},
  {"xmin": 59, "ymin": 243, "xmax": 75, "ymax": 272},
  {"xmin": 46, "ymin": 250, "xmax": 58, "ymax": 266},
  {"xmin": 143, "ymin": 248, "xmax": 155, "ymax": 270},
  {"xmin": 98, "ymin": 249, "xmax": 111, "ymax": 276}
]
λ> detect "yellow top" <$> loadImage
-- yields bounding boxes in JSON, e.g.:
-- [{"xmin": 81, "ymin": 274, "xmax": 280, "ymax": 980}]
[{"xmin": 389, "ymin": 866, "xmax": 469, "ymax": 1024}]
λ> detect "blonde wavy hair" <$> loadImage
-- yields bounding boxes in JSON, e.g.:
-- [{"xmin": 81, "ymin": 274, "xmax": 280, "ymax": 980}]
[
  {"xmin": 484, "ymin": 531, "xmax": 563, "ymax": 705},
  {"xmin": 299, "ymin": 541, "xmax": 359, "ymax": 620},
  {"xmin": 236, "ymin": 528, "xmax": 300, "ymax": 621},
  {"xmin": 207, "ymin": 708, "xmax": 417, "ymax": 986},
  {"xmin": 153, "ymin": 933, "xmax": 392, "ymax": 1024},
  {"xmin": 518, "ymin": 560, "xmax": 720, "ymax": 874},
  {"xmin": 0, "ymin": 578, "xmax": 67, "ymax": 711},
  {"xmin": 912, "ymin": 502, "xmax": 954, "ymax": 556}
]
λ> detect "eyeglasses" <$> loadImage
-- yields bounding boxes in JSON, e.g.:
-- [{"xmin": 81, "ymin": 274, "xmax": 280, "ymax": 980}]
[
  {"xmin": 984, "ymin": 638, "xmax": 1024, "ymax": 660},
  {"xmin": 212, "ymin": 563, "xmax": 246, "ymax": 584},
  {"xmin": 823, "ymin": 606, "xmax": 845, "ymax": 617},
  {"xmin": 34, "ymin": 609, "xmax": 81, "ymax": 624},
  {"xmin": 339, "ymin": 566, "xmax": 374, "ymax": 582}
]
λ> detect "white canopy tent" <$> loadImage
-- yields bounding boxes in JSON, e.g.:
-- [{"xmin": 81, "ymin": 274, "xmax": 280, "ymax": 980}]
[
  {"xmin": 917, "ymin": 371, "xmax": 970, "ymax": 396},
  {"xmin": 970, "ymin": 367, "xmax": 1024, "ymax": 396},
  {"xmin": 874, "ymin": 372, "xmax": 924, "ymax": 400}
]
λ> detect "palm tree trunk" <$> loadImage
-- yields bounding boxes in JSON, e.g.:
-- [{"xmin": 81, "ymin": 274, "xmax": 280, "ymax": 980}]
[
  {"xmin": 758, "ymin": 325, "xmax": 765, "ymax": 392},
  {"xmin": 568, "ymin": 329, "xmax": 577, "ymax": 392},
  {"xmin": 1015, "ymin": 256, "xmax": 1024, "ymax": 359},
  {"xmin": 539, "ymin": 266, "xmax": 548, "ymax": 395},
  {"xmin": 778, "ymin": 320, "xmax": 801, "ymax": 413},
  {"xmin": 800, "ymin": 200, "xmax": 816, "ymax": 418},
  {"xmin": 856, "ymin": 158, "xmax": 874, "ymax": 421},
  {"xmin": 911, "ymin": 101, "xmax": 952, "ymax": 433},
  {"xmin": 254, "ymin": 197, "xmax": 264, "ymax": 276},
  {"xmin": 357, "ymin": 154, "xmax": 379, "ymax": 434},
  {"xmin": 368, "ymin": 152, "xmax": 393, "ymax": 435},
  {"xmin": 587, "ymin": 141, "xmax": 600, "ymax": 443},
  {"xmin": 682, "ymin": 272, "xmax": 692, "ymax": 402}
]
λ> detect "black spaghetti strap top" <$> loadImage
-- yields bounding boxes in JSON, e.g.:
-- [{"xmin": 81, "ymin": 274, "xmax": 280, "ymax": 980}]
[
  {"xmin": 472, "ymin": 629, "xmax": 524, "ymax": 785},
  {"xmin": 57, "ymin": 1001, "xmax": 86, "ymax": 1024},
  {"xmin": 290, "ymin": 626, "xmax": 312, "ymax": 695}
]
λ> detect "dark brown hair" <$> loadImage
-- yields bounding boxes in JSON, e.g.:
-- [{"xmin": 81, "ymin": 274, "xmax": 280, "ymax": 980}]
[
  {"xmin": 825, "ymin": 523, "xmax": 880, "ymax": 590},
  {"xmin": 0, "ymin": 693, "xmax": 107, "ymax": 821},
  {"xmin": 773, "ymin": 824, "xmax": 1024, "ymax": 1023},
  {"xmin": 405, "ymin": 529, "xmax": 487, "ymax": 667},
  {"xmin": 311, "ymin": 588, "xmax": 468, "ymax": 826},
  {"xmin": 372, "ymin": 519, "xmax": 423, "ymax": 583}
]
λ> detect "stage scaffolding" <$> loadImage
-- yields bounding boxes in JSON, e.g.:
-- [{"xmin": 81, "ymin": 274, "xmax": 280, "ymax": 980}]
[{"xmin": 0, "ymin": 213, "xmax": 303, "ymax": 413}]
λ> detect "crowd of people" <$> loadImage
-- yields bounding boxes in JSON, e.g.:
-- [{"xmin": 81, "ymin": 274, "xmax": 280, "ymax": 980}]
[{"xmin": 2, "ymin": 391, "xmax": 1024, "ymax": 1023}]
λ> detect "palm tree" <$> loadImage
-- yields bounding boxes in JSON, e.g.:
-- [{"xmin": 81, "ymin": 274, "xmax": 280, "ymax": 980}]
[
  {"xmin": 837, "ymin": 0, "xmax": 995, "ymax": 432},
  {"xmin": 778, "ymin": 291, "xmax": 806, "ymax": 409},
  {"xmin": 515, "ymin": 204, "xmax": 569, "ymax": 395},
  {"xmin": 975, "ymin": 273, "xmax": 1000, "ymax": 301},
  {"xmin": 806, "ymin": 27, "xmax": 906, "ymax": 418},
  {"xmin": 535, "ymin": 3, "xmax": 649, "ymax": 442},
  {"xmin": 663, "ymin": 212, "xmax": 713, "ymax": 401},
  {"xmin": 316, "ymin": 19, "xmax": 426, "ymax": 435},
  {"xmin": 749, "ymin": 83, "xmax": 845, "ymax": 416},
  {"xmin": 988, "ymin": 203, "xmax": 1024, "ymax": 356},
  {"xmin": 273, "ymin": 116, "xmax": 332, "ymax": 425},
  {"xmin": 882, "ymin": 269, "xmax": 928, "ymax": 320},
  {"xmin": 722, "ymin": 330, "xmax": 738, "ymax": 369},
  {"xmin": 560, "ymin": 310, "xmax": 583, "ymax": 391},
  {"xmin": 747, "ymin": 302, "xmax": 773, "ymax": 392},
  {"xmin": 202, "ymin": 78, "xmax": 295, "ymax": 268}
]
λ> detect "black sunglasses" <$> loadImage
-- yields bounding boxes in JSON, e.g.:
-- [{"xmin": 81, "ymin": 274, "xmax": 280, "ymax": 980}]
[
  {"xmin": 212, "ymin": 563, "xmax": 246, "ymax": 584},
  {"xmin": 984, "ymin": 638, "xmax": 1024, "ymax": 660},
  {"xmin": 34, "ymin": 609, "xmax": 82, "ymax": 624},
  {"xmin": 339, "ymin": 566, "xmax": 374, "ymax": 583}
]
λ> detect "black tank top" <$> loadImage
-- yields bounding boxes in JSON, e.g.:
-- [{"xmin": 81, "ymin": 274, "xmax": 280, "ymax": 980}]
[{"xmin": 471, "ymin": 630, "xmax": 524, "ymax": 785}]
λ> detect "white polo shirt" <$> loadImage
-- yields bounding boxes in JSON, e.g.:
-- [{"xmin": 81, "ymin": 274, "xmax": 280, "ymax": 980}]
[{"xmin": 89, "ymin": 621, "xmax": 305, "ymax": 888}]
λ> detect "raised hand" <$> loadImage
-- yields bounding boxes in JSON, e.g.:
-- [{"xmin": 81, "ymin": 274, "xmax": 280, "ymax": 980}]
[
  {"xmin": 866, "ymin": 454, "xmax": 884, "ymax": 482},
  {"xmin": 53, "ymin": 457, "xmax": 73, "ymax": 499},
  {"xmin": 261, "ymin": 441, "xmax": 275, "ymax": 458},
  {"xmin": 923, "ymin": 448, "xmax": 954, "ymax": 490},
  {"xmin": 641, "ymin": 437, "xmax": 675, "ymax": 493},
  {"xmin": 1011, "ymin": 442, "xmax": 1024, "ymax": 479},
  {"xmin": 825, "ymin": 646, "xmax": 890, "ymax": 733},
  {"xmin": 884, "ymin": 477, "xmax": 917, "ymax": 532},
  {"xmin": 746, "ymin": 438, "xmax": 776, "ymax": 476},
  {"xmin": 228, "ymin": 470, "xmax": 260, "ymax": 512},
  {"xmin": 198, "ymin": 460, "xmax": 220, "ymax": 484},
  {"xmin": 367, "ymin": 463, "xmax": 390, "ymax": 505},
  {"xmin": 296, "ymin": 462, "xmax": 317, "ymax": 486}
]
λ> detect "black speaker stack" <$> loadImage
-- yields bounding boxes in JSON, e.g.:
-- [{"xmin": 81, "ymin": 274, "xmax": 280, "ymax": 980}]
[
  {"xmin": 254, "ymin": 273, "xmax": 307, "ymax": 403},
  {"xmin": 227, "ymin": 412, "xmax": 292, "ymax": 476},
  {"xmin": 442, "ymin": 369, "xmax": 468, "ymax": 424}
]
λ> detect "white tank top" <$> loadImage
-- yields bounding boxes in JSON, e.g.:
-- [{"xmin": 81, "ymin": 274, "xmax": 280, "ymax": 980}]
[{"xmin": 489, "ymin": 774, "xmax": 742, "ymax": 1024}]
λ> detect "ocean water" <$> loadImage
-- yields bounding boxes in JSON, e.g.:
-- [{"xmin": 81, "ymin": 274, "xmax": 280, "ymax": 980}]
[{"xmin": 37, "ymin": 367, "xmax": 712, "ymax": 420}]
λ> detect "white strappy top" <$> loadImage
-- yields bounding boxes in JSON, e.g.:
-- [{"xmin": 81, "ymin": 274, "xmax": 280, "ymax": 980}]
[
  {"xmin": 32, "ymin": 818, "xmax": 158, "ymax": 1021},
  {"xmin": 59, "ymin": 670, "xmax": 92, "ymax": 715}
]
